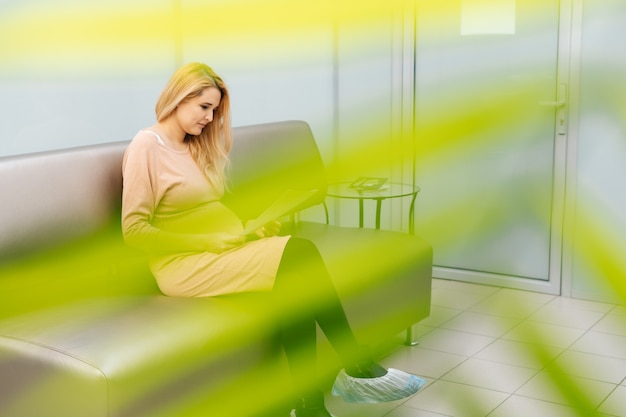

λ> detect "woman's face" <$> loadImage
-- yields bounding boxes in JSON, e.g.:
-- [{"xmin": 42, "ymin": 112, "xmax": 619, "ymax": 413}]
[{"xmin": 175, "ymin": 86, "xmax": 222, "ymax": 136}]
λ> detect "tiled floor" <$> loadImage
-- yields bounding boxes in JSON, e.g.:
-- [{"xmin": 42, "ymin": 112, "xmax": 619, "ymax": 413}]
[{"xmin": 325, "ymin": 279, "xmax": 626, "ymax": 417}]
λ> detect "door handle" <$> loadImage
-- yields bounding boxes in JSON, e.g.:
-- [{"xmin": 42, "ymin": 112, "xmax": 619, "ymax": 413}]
[
  {"xmin": 538, "ymin": 100, "xmax": 566, "ymax": 108},
  {"xmin": 539, "ymin": 83, "xmax": 568, "ymax": 135}
]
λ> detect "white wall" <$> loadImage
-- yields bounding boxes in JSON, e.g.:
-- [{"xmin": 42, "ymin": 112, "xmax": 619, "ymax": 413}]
[
  {"xmin": 0, "ymin": 1, "xmax": 339, "ymax": 157},
  {"xmin": 0, "ymin": 1, "xmax": 401, "ymax": 163},
  {"xmin": 0, "ymin": 0, "xmax": 416, "ymax": 232},
  {"xmin": 0, "ymin": 0, "xmax": 175, "ymax": 155},
  {"xmin": 0, "ymin": 0, "xmax": 410, "ymax": 229}
]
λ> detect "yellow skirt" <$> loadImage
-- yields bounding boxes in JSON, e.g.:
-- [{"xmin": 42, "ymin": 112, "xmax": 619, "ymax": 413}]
[{"xmin": 149, "ymin": 235, "xmax": 291, "ymax": 297}]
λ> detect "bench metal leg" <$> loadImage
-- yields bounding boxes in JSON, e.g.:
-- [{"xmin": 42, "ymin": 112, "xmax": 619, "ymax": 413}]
[{"xmin": 405, "ymin": 326, "xmax": 419, "ymax": 346}]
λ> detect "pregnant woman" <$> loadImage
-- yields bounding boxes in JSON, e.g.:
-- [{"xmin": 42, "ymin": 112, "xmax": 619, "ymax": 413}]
[{"xmin": 121, "ymin": 62, "xmax": 425, "ymax": 417}]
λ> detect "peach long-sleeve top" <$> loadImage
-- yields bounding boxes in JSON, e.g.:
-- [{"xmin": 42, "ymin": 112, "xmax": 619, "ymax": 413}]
[{"xmin": 121, "ymin": 130, "xmax": 290, "ymax": 297}]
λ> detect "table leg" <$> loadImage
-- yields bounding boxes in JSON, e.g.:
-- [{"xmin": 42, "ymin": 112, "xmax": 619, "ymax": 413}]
[
  {"xmin": 409, "ymin": 192, "xmax": 418, "ymax": 235},
  {"xmin": 358, "ymin": 199, "xmax": 364, "ymax": 228},
  {"xmin": 375, "ymin": 199, "xmax": 383, "ymax": 229}
]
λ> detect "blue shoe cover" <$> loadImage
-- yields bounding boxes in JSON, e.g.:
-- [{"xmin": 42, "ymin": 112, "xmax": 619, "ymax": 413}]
[{"xmin": 331, "ymin": 368, "xmax": 426, "ymax": 403}]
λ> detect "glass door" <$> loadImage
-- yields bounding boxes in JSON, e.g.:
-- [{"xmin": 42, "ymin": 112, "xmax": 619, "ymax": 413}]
[{"xmin": 413, "ymin": 0, "xmax": 570, "ymax": 293}]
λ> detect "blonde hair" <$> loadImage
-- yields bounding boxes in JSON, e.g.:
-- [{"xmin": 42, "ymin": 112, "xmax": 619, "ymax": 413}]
[{"xmin": 155, "ymin": 62, "xmax": 232, "ymax": 194}]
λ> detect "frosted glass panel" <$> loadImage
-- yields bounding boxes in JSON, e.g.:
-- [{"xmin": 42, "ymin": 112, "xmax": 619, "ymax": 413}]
[
  {"xmin": 461, "ymin": 0, "xmax": 516, "ymax": 35},
  {"xmin": 414, "ymin": 1, "xmax": 561, "ymax": 281}
]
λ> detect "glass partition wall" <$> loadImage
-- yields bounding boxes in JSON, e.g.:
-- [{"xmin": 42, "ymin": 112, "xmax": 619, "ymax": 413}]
[{"xmin": 413, "ymin": 0, "xmax": 571, "ymax": 294}]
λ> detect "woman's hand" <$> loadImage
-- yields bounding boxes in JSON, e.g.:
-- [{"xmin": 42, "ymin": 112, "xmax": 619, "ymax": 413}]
[
  {"xmin": 246, "ymin": 219, "xmax": 281, "ymax": 240},
  {"xmin": 204, "ymin": 232, "xmax": 245, "ymax": 253}
]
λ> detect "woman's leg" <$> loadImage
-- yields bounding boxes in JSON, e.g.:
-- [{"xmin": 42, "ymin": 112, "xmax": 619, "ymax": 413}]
[
  {"xmin": 273, "ymin": 237, "xmax": 425, "ymax": 409},
  {"xmin": 274, "ymin": 238, "xmax": 384, "ymax": 383}
]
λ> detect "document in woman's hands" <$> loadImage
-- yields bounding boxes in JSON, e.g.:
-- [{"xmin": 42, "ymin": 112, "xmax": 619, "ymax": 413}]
[{"xmin": 240, "ymin": 189, "xmax": 318, "ymax": 235}]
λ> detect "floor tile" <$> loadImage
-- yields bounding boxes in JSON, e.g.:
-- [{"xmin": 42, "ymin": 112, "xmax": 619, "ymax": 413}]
[
  {"xmin": 435, "ymin": 280, "xmax": 501, "ymax": 298},
  {"xmin": 591, "ymin": 312, "xmax": 626, "ymax": 337},
  {"xmin": 548, "ymin": 350, "xmax": 626, "ymax": 384},
  {"xmin": 381, "ymin": 346, "xmax": 467, "ymax": 380},
  {"xmin": 516, "ymin": 370, "xmax": 616, "ymax": 409},
  {"xmin": 611, "ymin": 305, "xmax": 626, "ymax": 316},
  {"xmin": 501, "ymin": 320, "xmax": 586, "ymax": 348},
  {"xmin": 404, "ymin": 380, "xmax": 508, "ymax": 417},
  {"xmin": 488, "ymin": 395, "xmax": 582, "ymax": 417},
  {"xmin": 370, "ymin": 281, "xmax": 625, "ymax": 417},
  {"xmin": 416, "ymin": 328, "xmax": 495, "ymax": 357},
  {"xmin": 431, "ymin": 287, "xmax": 489, "ymax": 311},
  {"xmin": 384, "ymin": 405, "xmax": 450, "ymax": 417},
  {"xmin": 442, "ymin": 357, "xmax": 536, "ymax": 393},
  {"xmin": 527, "ymin": 303, "xmax": 606, "ymax": 330},
  {"xmin": 493, "ymin": 288, "xmax": 555, "ymax": 306},
  {"xmin": 431, "ymin": 278, "xmax": 448, "ymax": 289},
  {"xmin": 546, "ymin": 296, "xmax": 615, "ymax": 314},
  {"xmin": 324, "ymin": 392, "xmax": 398, "ymax": 417},
  {"xmin": 419, "ymin": 305, "xmax": 462, "ymax": 328},
  {"xmin": 474, "ymin": 339, "xmax": 563, "ymax": 370},
  {"xmin": 570, "ymin": 331, "xmax": 626, "ymax": 360},
  {"xmin": 468, "ymin": 289, "xmax": 553, "ymax": 319},
  {"xmin": 597, "ymin": 385, "xmax": 626, "ymax": 416},
  {"xmin": 441, "ymin": 311, "xmax": 520, "ymax": 338}
]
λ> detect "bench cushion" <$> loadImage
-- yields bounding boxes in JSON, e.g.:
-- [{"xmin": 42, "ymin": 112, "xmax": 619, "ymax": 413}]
[
  {"xmin": 0, "ymin": 294, "xmax": 286, "ymax": 417},
  {"xmin": 291, "ymin": 221, "xmax": 432, "ymax": 344}
]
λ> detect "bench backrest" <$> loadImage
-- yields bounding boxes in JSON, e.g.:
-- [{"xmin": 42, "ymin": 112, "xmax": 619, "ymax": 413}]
[
  {"xmin": 223, "ymin": 120, "xmax": 328, "ymax": 220},
  {"xmin": 0, "ymin": 142, "xmax": 128, "ymax": 263},
  {"xmin": 0, "ymin": 120, "xmax": 327, "ymax": 262},
  {"xmin": 0, "ymin": 120, "xmax": 328, "ymax": 317}
]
